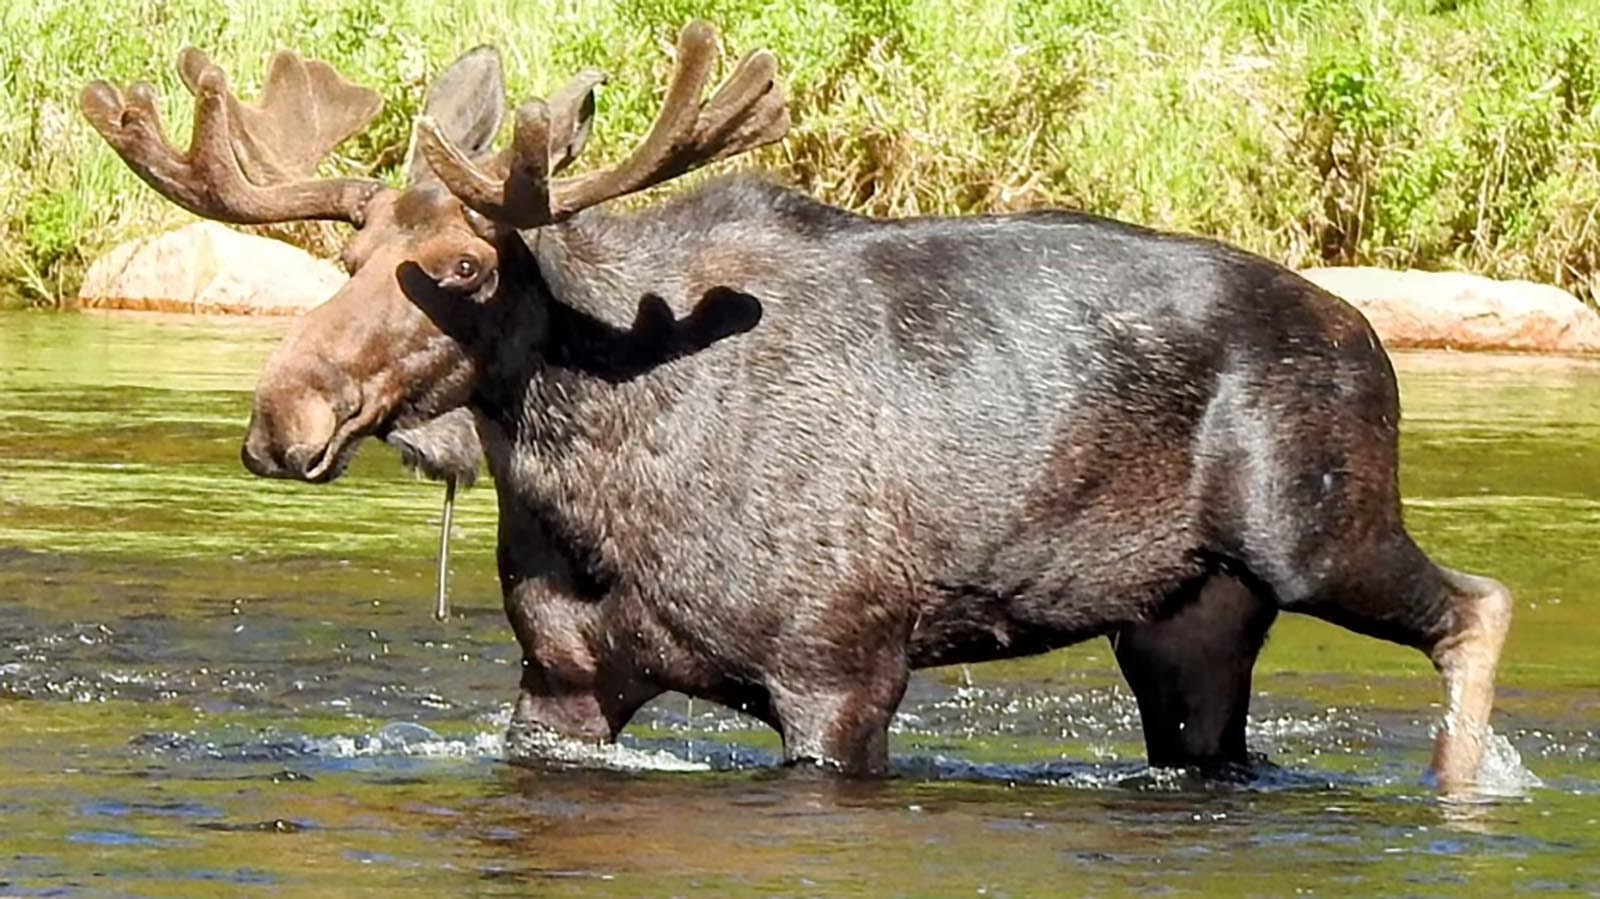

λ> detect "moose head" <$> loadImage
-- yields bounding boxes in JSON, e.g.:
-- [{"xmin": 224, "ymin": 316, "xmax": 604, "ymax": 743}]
[{"xmin": 81, "ymin": 22, "xmax": 787, "ymax": 482}]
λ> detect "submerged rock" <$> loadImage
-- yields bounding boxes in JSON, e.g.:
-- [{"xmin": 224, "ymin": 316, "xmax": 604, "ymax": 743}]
[
  {"xmin": 1301, "ymin": 266, "xmax": 1600, "ymax": 355},
  {"xmin": 77, "ymin": 222, "xmax": 344, "ymax": 315}
]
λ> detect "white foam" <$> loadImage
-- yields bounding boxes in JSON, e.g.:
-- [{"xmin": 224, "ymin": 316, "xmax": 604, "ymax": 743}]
[
  {"xmin": 504, "ymin": 726, "xmax": 711, "ymax": 772},
  {"xmin": 303, "ymin": 722, "xmax": 503, "ymax": 760},
  {"xmin": 1422, "ymin": 725, "xmax": 1544, "ymax": 798},
  {"xmin": 1473, "ymin": 728, "xmax": 1544, "ymax": 796}
]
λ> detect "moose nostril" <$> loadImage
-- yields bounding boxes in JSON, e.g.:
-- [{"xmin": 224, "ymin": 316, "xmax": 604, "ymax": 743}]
[
  {"xmin": 240, "ymin": 437, "xmax": 281, "ymax": 478},
  {"xmin": 241, "ymin": 412, "xmax": 296, "ymax": 478},
  {"xmin": 282, "ymin": 444, "xmax": 326, "ymax": 478}
]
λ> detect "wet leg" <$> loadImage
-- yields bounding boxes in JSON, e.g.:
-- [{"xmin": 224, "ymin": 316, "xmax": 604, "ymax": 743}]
[
  {"xmin": 1261, "ymin": 535, "xmax": 1513, "ymax": 795},
  {"xmin": 769, "ymin": 649, "xmax": 910, "ymax": 777},
  {"xmin": 1114, "ymin": 574, "xmax": 1277, "ymax": 773},
  {"xmin": 1428, "ymin": 567, "xmax": 1513, "ymax": 791}
]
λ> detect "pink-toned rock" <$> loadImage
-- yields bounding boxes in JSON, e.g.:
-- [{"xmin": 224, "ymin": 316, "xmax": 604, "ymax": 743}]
[
  {"xmin": 77, "ymin": 222, "xmax": 345, "ymax": 315},
  {"xmin": 1300, "ymin": 266, "xmax": 1600, "ymax": 355}
]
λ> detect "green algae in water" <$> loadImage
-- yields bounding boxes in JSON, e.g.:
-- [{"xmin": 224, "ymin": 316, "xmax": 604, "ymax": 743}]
[{"xmin": 2, "ymin": 310, "xmax": 1599, "ymax": 896}]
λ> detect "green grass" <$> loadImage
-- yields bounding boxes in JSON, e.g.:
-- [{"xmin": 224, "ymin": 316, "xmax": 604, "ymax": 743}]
[{"xmin": 4, "ymin": 0, "xmax": 1600, "ymax": 307}]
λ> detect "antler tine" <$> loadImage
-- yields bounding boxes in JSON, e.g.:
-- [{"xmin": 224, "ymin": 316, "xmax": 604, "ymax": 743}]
[
  {"xmin": 81, "ymin": 79, "xmax": 200, "ymax": 213},
  {"xmin": 81, "ymin": 50, "xmax": 385, "ymax": 225},
  {"xmin": 549, "ymin": 20, "xmax": 725, "ymax": 216},
  {"xmin": 691, "ymin": 49, "xmax": 790, "ymax": 165},
  {"xmin": 698, "ymin": 50, "xmax": 778, "ymax": 136},
  {"xmin": 416, "ymin": 114, "xmax": 513, "ymax": 215},
  {"xmin": 504, "ymin": 101, "xmax": 556, "ymax": 225},
  {"xmin": 416, "ymin": 98, "xmax": 556, "ymax": 228},
  {"xmin": 422, "ymin": 20, "xmax": 790, "ymax": 228}
]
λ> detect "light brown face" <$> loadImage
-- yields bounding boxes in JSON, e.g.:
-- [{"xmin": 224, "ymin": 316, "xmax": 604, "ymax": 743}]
[
  {"xmin": 82, "ymin": 24, "xmax": 787, "ymax": 483},
  {"xmin": 241, "ymin": 187, "xmax": 504, "ymax": 482}
]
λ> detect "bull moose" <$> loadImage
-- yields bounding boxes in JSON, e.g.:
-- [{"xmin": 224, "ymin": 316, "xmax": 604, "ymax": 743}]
[{"xmin": 81, "ymin": 22, "xmax": 1511, "ymax": 791}]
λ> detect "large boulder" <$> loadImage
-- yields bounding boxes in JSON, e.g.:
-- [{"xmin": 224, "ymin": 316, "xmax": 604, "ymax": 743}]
[
  {"xmin": 77, "ymin": 222, "xmax": 344, "ymax": 315},
  {"xmin": 1300, "ymin": 266, "xmax": 1600, "ymax": 355}
]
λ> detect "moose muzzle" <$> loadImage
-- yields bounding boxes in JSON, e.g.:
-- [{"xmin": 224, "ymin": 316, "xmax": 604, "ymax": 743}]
[{"xmin": 241, "ymin": 352, "xmax": 364, "ymax": 482}]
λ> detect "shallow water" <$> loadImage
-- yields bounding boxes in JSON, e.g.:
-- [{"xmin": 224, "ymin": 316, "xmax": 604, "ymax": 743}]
[{"xmin": 2, "ymin": 310, "xmax": 1598, "ymax": 896}]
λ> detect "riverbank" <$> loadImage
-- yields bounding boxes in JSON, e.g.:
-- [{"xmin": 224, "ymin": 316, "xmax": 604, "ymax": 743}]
[{"xmin": 62, "ymin": 217, "xmax": 1600, "ymax": 355}]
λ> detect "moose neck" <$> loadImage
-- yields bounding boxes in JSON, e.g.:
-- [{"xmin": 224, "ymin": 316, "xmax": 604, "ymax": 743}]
[
  {"xmin": 527, "ymin": 209, "xmax": 663, "ymax": 325},
  {"xmin": 468, "ymin": 209, "xmax": 700, "ymax": 465},
  {"xmin": 461, "ymin": 208, "xmax": 733, "ymax": 608}
]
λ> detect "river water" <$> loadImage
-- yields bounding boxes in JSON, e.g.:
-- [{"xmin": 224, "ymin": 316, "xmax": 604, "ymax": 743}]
[{"xmin": 1, "ymin": 309, "xmax": 1597, "ymax": 896}]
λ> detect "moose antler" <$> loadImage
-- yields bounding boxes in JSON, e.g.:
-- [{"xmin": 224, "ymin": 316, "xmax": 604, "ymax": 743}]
[
  {"xmin": 81, "ymin": 49, "xmax": 387, "ymax": 225},
  {"xmin": 416, "ymin": 20, "xmax": 789, "ymax": 228}
]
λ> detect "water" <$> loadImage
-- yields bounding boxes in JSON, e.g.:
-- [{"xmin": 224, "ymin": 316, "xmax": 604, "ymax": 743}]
[{"xmin": 2, "ymin": 309, "xmax": 1598, "ymax": 896}]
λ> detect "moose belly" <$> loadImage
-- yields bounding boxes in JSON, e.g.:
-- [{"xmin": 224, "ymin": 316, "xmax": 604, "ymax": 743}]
[
  {"xmin": 898, "ymin": 452, "xmax": 1207, "ymax": 670},
  {"xmin": 908, "ymin": 582, "xmax": 1096, "ymax": 668}
]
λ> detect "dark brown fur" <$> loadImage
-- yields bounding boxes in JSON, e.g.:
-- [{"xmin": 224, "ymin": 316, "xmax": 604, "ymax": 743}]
[{"xmin": 126, "ymin": 45, "xmax": 1507, "ymax": 788}]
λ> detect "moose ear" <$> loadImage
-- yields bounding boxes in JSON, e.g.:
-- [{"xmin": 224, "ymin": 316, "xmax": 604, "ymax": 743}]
[
  {"xmin": 406, "ymin": 45, "xmax": 506, "ymax": 185},
  {"xmin": 546, "ymin": 69, "xmax": 606, "ymax": 175}
]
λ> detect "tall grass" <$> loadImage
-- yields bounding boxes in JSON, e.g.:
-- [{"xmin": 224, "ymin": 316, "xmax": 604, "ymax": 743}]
[{"xmin": 3, "ymin": 0, "xmax": 1599, "ymax": 307}]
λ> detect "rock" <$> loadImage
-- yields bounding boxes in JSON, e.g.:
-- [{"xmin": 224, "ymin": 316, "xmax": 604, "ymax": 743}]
[
  {"xmin": 77, "ymin": 222, "xmax": 345, "ymax": 315},
  {"xmin": 1300, "ymin": 266, "xmax": 1600, "ymax": 355}
]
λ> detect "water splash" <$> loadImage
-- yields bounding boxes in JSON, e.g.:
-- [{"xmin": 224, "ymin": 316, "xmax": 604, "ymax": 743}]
[
  {"xmin": 504, "ymin": 724, "xmax": 711, "ymax": 772},
  {"xmin": 1421, "ymin": 726, "xmax": 1543, "ymax": 799},
  {"xmin": 311, "ymin": 721, "xmax": 504, "ymax": 759},
  {"xmin": 1473, "ymin": 729, "xmax": 1544, "ymax": 796}
]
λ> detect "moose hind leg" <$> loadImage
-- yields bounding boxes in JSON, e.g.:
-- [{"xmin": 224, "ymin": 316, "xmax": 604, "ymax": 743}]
[
  {"xmin": 1113, "ymin": 573, "xmax": 1277, "ymax": 774},
  {"xmin": 1262, "ymin": 532, "xmax": 1512, "ymax": 794},
  {"xmin": 1428, "ymin": 566, "xmax": 1513, "ymax": 790}
]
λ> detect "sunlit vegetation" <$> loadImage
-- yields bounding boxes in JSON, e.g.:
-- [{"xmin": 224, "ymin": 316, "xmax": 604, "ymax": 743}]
[{"xmin": 4, "ymin": 0, "xmax": 1599, "ymax": 306}]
